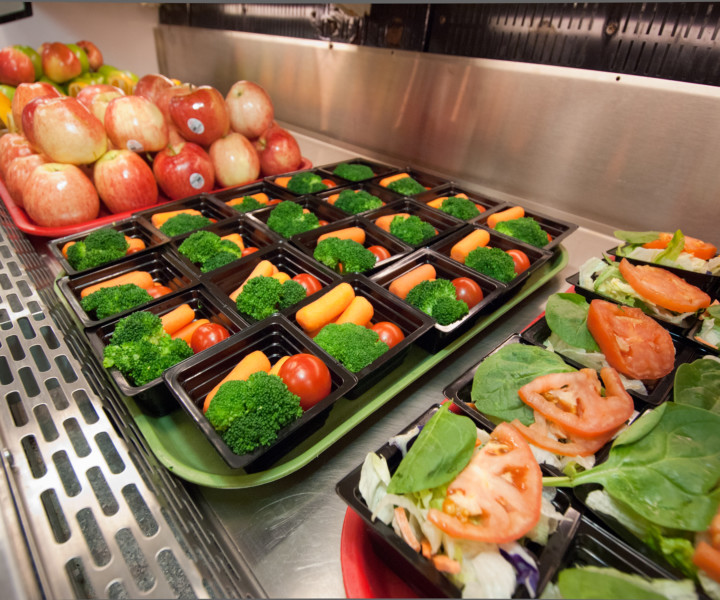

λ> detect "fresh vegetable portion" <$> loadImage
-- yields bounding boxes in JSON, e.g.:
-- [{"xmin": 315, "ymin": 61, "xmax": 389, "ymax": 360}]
[
  {"xmin": 406, "ymin": 279, "xmax": 470, "ymax": 326},
  {"xmin": 177, "ymin": 230, "xmax": 245, "ymax": 272},
  {"xmin": 614, "ymin": 229, "xmax": 720, "ymax": 274},
  {"xmin": 313, "ymin": 237, "xmax": 378, "ymax": 274},
  {"xmin": 494, "ymin": 217, "xmax": 549, "ymax": 248},
  {"xmin": 314, "ymin": 323, "xmax": 389, "ymax": 372},
  {"xmin": 429, "ymin": 194, "xmax": 483, "ymax": 220},
  {"xmin": 158, "ymin": 212, "xmax": 213, "ymax": 237},
  {"xmin": 379, "ymin": 173, "xmax": 427, "ymax": 195},
  {"xmin": 330, "ymin": 188, "xmax": 383, "ymax": 214},
  {"xmin": 388, "ymin": 214, "xmax": 437, "ymax": 246},
  {"xmin": 65, "ymin": 227, "xmax": 129, "ymax": 271},
  {"xmin": 226, "ymin": 192, "xmax": 275, "ymax": 213},
  {"xmin": 266, "ymin": 201, "xmax": 320, "ymax": 238},
  {"xmin": 673, "ymin": 357, "xmax": 720, "ymax": 414},
  {"xmin": 80, "ymin": 283, "xmax": 152, "ymax": 319},
  {"xmin": 332, "ymin": 163, "xmax": 375, "ymax": 182},
  {"xmin": 465, "ymin": 246, "xmax": 516, "ymax": 283},
  {"xmin": 235, "ymin": 275, "xmax": 307, "ymax": 320},
  {"xmin": 695, "ymin": 303, "xmax": 720, "ymax": 349},
  {"xmin": 281, "ymin": 171, "xmax": 329, "ymax": 194}
]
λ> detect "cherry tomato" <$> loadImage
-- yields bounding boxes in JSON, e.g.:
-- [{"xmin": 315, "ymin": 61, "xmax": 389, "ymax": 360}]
[
  {"xmin": 146, "ymin": 285, "xmax": 172, "ymax": 299},
  {"xmin": 278, "ymin": 353, "xmax": 332, "ymax": 410},
  {"xmin": 367, "ymin": 245, "xmax": 391, "ymax": 262},
  {"xmin": 371, "ymin": 321, "xmax": 405, "ymax": 349},
  {"xmin": 321, "ymin": 179, "xmax": 336, "ymax": 188},
  {"xmin": 506, "ymin": 249, "xmax": 531, "ymax": 274},
  {"xmin": 126, "ymin": 246, "xmax": 144, "ymax": 255},
  {"xmin": 318, "ymin": 219, "xmax": 329, "ymax": 227},
  {"xmin": 241, "ymin": 246, "xmax": 259, "ymax": 257},
  {"xmin": 451, "ymin": 277, "xmax": 483, "ymax": 309},
  {"xmin": 190, "ymin": 322, "xmax": 230, "ymax": 353},
  {"xmin": 268, "ymin": 199, "xmax": 282, "ymax": 206},
  {"xmin": 292, "ymin": 273, "xmax": 322, "ymax": 296}
]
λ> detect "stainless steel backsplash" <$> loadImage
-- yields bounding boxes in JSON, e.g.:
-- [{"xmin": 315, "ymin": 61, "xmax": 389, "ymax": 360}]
[{"xmin": 156, "ymin": 24, "xmax": 720, "ymax": 240}]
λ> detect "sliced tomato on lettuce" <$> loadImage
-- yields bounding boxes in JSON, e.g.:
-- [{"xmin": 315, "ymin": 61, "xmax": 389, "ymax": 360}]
[
  {"xmin": 586, "ymin": 298, "xmax": 675, "ymax": 380},
  {"xmin": 619, "ymin": 258, "xmax": 712, "ymax": 313},
  {"xmin": 427, "ymin": 422, "xmax": 541, "ymax": 544},
  {"xmin": 510, "ymin": 413, "xmax": 617, "ymax": 457},
  {"xmin": 643, "ymin": 232, "xmax": 717, "ymax": 261}
]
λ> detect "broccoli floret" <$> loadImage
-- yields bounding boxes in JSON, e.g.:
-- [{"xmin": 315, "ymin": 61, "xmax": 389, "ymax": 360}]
[
  {"xmin": 334, "ymin": 189, "xmax": 383, "ymax": 214},
  {"xmin": 439, "ymin": 196, "xmax": 482, "ymax": 221},
  {"xmin": 389, "ymin": 215, "xmax": 437, "ymax": 246},
  {"xmin": 332, "ymin": 163, "xmax": 375, "ymax": 182},
  {"xmin": 66, "ymin": 227, "xmax": 129, "ymax": 271},
  {"xmin": 266, "ymin": 201, "xmax": 320, "ymax": 238},
  {"xmin": 314, "ymin": 322, "xmax": 389, "ymax": 372},
  {"xmin": 80, "ymin": 283, "xmax": 153, "ymax": 319},
  {"xmin": 286, "ymin": 172, "xmax": 328, "ymax": 195},
  {"xmin": 217, "ymin": 239, "xmax": 244, "ymax": 257},
  {"xmin": 200, "ymin": 252, "xmax": 239, "ymax": 273},
  {"xmin": 386, "ymin": 176, "xmax": 426, "ymax": 196},
  {"xmin": 235, "ymin": 276, "xmax": 307, "ymax": 320},
  {"xmin": 494, "ymin": 217, "xmax": 549, "ymax": 248},
  {"xmin": 178, "ymin": 230, "xmax": 223, "ymax": 264},
  {"xmin": 405, "ymin": 279, "xmax": 469, "ymax": 326},
  {"xmin": 208, "ymin": 371, "xmax": 303, "ymax": 455},
  {"xmin": 313, "ymin": 237, "xmax": 377, "ymax": 274},
  {"xmin": 102, "ymin": 310, "xmax": 193, "ymax": 386},
  {"xmin": 159, "ymin": 213, "xmax": 213, "ymax": 237},
  {"xmin": 230, "ymin": 196, "xmax": 265, "ymax": 213},
  {"xmin": 464, "ymin": 246, "xmax": 516, "ymax": 283}
]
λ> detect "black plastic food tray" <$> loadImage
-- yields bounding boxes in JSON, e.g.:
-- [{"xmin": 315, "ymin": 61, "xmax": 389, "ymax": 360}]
[
  {"xmin": 203, "ymin": 241, "xmax": 342, "ymax": 324},
  {"xmin": 49, "ymin": 217, "xmax": 169, "ymax": 277},
  {"xmin": 162, "ymin": 315, "xmax": 357, "ymax": 472},
  {"xmin": 369, "ymin": 166, "xmax": 449, "ymax": 197},
  {"xmin": 317, "ymin": 158, "xmax": 398, "ymax": 183},
  {"xmin": 371, "ymin": 247, "xmax": 506, "ymax": 354},
  {"xmin": 136, "ymin": 193, "xmax": 239, "ymax": 237},
  {"xmin": 85, "ymin": 284, "xmax": 247, "ymax": 416},
  {"xmin": 520, "ymin": 315, "xmax": 696, "ymax": 407},
  {"xmin": 313, "ymin": 181, "xmax": 401, "ymax": 215},
  {"xmin": 58, "ymin": 246, "xmax": 198, "ymax": 328},
  {"xmin": 285, "ymin": 273, "xmax": 435, "ymax": 398},
  {"xmin": 415, "ymin": 183, "xmax": 507, "ymax": 224},
  {"xmin": 290, "ymin": 214, "xmax": 415, "ymax": 277},
  {"xmin": 428, "ymin": 223, "xmax": 554, "ymax": 292},
  {"xmin": 208, "ymin": 181, "xmax": 298, "ymax": 214},
  {"xmin": 477, "ymin": 205, "xmax": 578, "ymax": 252}
]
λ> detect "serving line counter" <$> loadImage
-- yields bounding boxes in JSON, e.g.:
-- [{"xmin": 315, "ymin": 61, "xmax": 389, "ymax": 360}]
[{"xmin": 0, "ymin": 129, "xmax": 622, "ymax": 598}]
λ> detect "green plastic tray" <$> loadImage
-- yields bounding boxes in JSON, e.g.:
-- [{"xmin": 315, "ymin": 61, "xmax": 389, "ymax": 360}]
[{"xmin": 60, "ymin": 247, "xmax": 567, "ymax": 488}]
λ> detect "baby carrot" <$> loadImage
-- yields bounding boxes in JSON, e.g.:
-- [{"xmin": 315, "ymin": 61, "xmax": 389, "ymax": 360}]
[
  {"xmin": 317, "ymin": 227, "xmax": 366, "ymax": 245},
  {"xmin": 326, "ymin": 193, "xmax": 340, "ymax": 205},
  {"xmin": 450, "ymin": 229, "xmax": 491, "ymax": 263},
  {"xmin": 274, "ymin": 176, "xmax": 291, "ymax": 188},
  {"xmin": 160, "ymin": 303, "xmax": 196, "ymax": 336},
  {"xmin": 487, "ymin": 206, "xmax": 525, "ymax": 229},
  {"xmin": 171, "ymin": 318, "xmax": 210, "ymax": 345},
  {"xmin": 296, "ymin": 282, "xmax": 355, "ymax": 333},
  {"xmin": 388, "ymin": 264, "xmax": 437, "ymax": 299},
  {"xmin": 220, "ymin": 233, "xmax": 245, "ymax": 251},
  {"xmin": 80, "ymin": 270, "xmax": 154, "ymax": 298},
  {"xmin": 229, "ymin": 260, "xmax": 277, "ymax": 302},
  {"xmin": 124, "ymin": 236, "xmax": 146, "ymax": 254},
  {"xmin": 427, "ymin": 197, "xmax": 447, "ymax": 209},
  {"xmin": 375, "ymin": 213, "xmax": 410, "ymax": 232},
  {"xmin": 62, "ymin": 241, "xmax": 76, "ymax": 259},
  {"xmin": 335, "ymin": 296, "xmax": 374, "ymax": 327},
  {"xmin": 379, "ymin": 172, "xmax": 411, "ymax": 188},
  {"xmin": 269, "ymin": 356, "xmax": 290, "ymax": 376},
  {"xmin": 203, "ymin": 350, "xmax": 272, "ymax": 412},
  {"xmin": 272, "ymin": 271, "xmax": 291, "ymax": 284},
  {"xmin": 250, "ymin": 192, "xmax": 269, "ymax": 204},
  {"xmin": 151, "ymin": 209, "xmax": 203, "ymax": 229}
]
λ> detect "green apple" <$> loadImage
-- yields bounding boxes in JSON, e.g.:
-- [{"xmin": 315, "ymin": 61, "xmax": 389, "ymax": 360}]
[
  {"xmin": 13, "ymin": 45, "xmax": 42, "ymax": 80},
  {"xmin": 66, "ymin": 43, "xmax": 89, "ymax": 75},
  {"xmin": 38, "ymin": 76, "xmax": 67, "ymax": 95},
  {"xmin": 0, "ymin": 84, "xmax": 16, "ymax": 102}
]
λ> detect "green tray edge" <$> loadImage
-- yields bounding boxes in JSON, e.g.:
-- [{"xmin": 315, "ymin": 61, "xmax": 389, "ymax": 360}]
[{"xmin": 61, "ymin": 247, "xmax": 568, "ymax": 489}]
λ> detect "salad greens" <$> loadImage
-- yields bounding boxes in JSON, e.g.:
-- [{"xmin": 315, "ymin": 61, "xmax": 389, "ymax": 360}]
[
  {"xmin": 470, "ymin": 343, "xmax": 575, "ymax": 426},
  {"xmin": 673, "ymin": 357, "xmax": 720, "ymax": 414},
  {"xmin": 386, "ymin": 403, "xmax": 477, "ymax": 495},
  {"xmin": 695, "ymin": 304, "xmax": 720, "ymax": 350},
  {"xmin": 544, "ymin": 402, "xmax": 720, "ymax": 532},
  {"xmin": 545, "ymin": 293, "xmax": 600, "ymax": 352}
]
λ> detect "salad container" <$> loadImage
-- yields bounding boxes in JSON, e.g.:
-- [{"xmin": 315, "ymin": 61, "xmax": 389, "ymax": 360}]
[
  {"xmin": 136, "ymin": 193, "xmax": 239, "ymax": 238},
  {"xmin": 162, "ymin": 315, "xmax": 357, "ymax": 472},
  {"xmin": 415, "ymin": 183, "xmax": 506, "ymax": 224},
  {"xmin": 371, "ymin": 247, "xmax": 505, "ymax": 353},
  {"xmin": 58, "ymin": 246, "xmax": 198, "ymax": 328},
  {"xmin": 317, "ymin": 158, "xmax": 398, "ymax": 183},
  {"xmin": 85, "ymin": 284, "xmax": 247, "ymax": 417}
]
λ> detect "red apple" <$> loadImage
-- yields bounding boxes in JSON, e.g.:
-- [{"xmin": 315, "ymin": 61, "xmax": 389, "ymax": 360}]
[
  {"xmin": 88, "ymin": 89, "xmax": 124, "ymax": 123},
  {"xmin": 23, "ymin": 163, "xmax": 99, "ymax": 226},
  {"xmin": 5, "ymin": 153, "xmax": 49, "ymax": 208},
  {"xmin": 11, "ymin": 81, "xmax": 62, "ymax": 137},
  {"xmin": 76, "ymin": 83, "xmax": 124, "ymax": 111},
  {"xmin": 225, "ymin": 81, "xmax": 275, "ymax": 140},
  {"xmin": 24, "ymin": 96, "xmax": 107, "ymax": 164},
  {"xmin": 255, "ymin": 125, "xmax": 302, "ymax": 176},
  {"xmin": 41, "ymin": 42, "xmax": 82, "ymax": 84},
  {"xmin": 134, "ymin": 73, "xmax": 175, "ymax": 104},
  {"xmin": 153, "ymin": 141, "xmax": 215, "ymax": 200},
  {"xmin": 155, "ymin": 83, "xmax": 194, "ymax": 124},
  {"xmin": 104, "ymin": 95, "xmax": 168, "ymax": 153},
  {"xmin": 169, "ymin": 85, "xmax": 230, "ymax": 147},
  {"xmin": 0, "ymin": 46, "xmax": 36, "ymax": 87},
  {"xmin": 93, "ymin": 149, "xmax": 158, "ymax": 213},
  {"xmin": 0, "ymin": 133, "xmax": 34, "ymax": 179},
  {"xmin": 209, "ymin": 132, "xmax": 260, "ymax": 187},
  {"xmin": 75, "ymin": 40, "xmax": 103, "ymax": 71}
]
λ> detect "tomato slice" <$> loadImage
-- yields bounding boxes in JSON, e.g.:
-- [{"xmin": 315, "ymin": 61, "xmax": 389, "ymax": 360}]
[
  {"xmin": 586, "ymin": 299, "xmax": 675, "ymax": 380},
  {"xmin": 426, "ymin": 422, "xmax": 541, "ymax": 544},
  {"xmin": 510, "ymin": 413, "xmax": 616, "ymax": 457},
  {"xmin": 619, "ymin": 258, "xmax": 711, "ymax": 313},
  {"xmin": 518, "ymin": 367, "xmax": 634, "ymax": 438},
  {"xmin": 643, "ymin": 232, "xmax": 717, "ymax": 261}
]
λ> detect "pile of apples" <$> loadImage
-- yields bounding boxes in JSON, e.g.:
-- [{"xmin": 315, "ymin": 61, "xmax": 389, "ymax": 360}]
[{"xmin": 0, "ymin": 42, "xmax": 304, "ymax": 229}]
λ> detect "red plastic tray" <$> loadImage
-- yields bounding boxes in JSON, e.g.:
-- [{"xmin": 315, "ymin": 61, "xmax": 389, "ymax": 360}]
[
  {"xmin": 0, "ymin": 157, "xmax": 312, "ymax": 238},
  {"xmin": 340, "ymin": 507, "xmax": 417, "ymax": 599}
]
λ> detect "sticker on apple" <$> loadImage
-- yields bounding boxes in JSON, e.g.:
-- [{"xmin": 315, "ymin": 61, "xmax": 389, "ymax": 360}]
[
  {"xmin": 189, "ymin": 173, "xmax": 205, "ymax": 189},
  {"xmin": 126, "ymin": 139, "xmax": 144, "ymax": 152},
  {"xmin": 187, "ymin": 118, "xmax": 205, "ymax": 134}
]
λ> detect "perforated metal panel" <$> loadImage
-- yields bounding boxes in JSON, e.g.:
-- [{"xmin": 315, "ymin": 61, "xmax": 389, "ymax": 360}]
[{"xmin": 0, "ymin": 214, "xmax": 265, "ymax": 598}]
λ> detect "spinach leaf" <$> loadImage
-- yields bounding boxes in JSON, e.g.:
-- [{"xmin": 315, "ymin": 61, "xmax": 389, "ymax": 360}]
[
  {"xmin": 614, "ymin": 230, "xmax": 662, "ymax": 245},
  {"xmin": 555, "ymin": 566, "xmax": 697, "ymax": 600},
  {"xmin": 653, "ymin": 230, "xmax": 685, "ymax": 264},
  {"xmin": 546, "ymin": 403, "xmax": 720, "ymax": 531},
  {"xmin": 386, "ymin": 404, "xmax": 477, "ymax": 494},
  {"xmin": 471, "ymin": 344, "xmax": 575, "ymax": 425},
  {"xmin": 545, "ymin": 293, "xmax": 600, "ymax": 351},
  {"xmin": 673, "ymin": 358, "xmax": 720, "ymax": 414}
]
